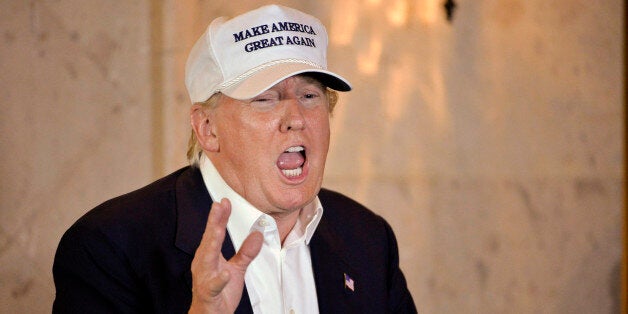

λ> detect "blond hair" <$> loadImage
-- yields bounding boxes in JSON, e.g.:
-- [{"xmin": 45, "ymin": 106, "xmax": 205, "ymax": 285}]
[{"xmin": 186, "ymin": 88, "xmax": 339, "ymax": 167}]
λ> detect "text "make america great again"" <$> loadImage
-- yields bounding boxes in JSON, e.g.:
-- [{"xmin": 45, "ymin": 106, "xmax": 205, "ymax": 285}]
[{"xmin": 233, "ymin": 22, "xmax": 317, "ymax": 42}]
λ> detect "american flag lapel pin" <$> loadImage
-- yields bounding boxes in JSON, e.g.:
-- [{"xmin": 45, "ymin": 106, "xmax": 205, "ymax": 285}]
[{"xmin": 344, "ymin": 273, "xmax": 355, "ymax": 292}]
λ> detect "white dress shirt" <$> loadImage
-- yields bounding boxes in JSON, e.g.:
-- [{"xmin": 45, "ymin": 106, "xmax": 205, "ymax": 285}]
[{"xmin": 199, "ymin": 155, "xmax": 322, "ymax": 314}]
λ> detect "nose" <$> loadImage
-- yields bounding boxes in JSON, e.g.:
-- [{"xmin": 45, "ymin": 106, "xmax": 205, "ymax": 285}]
[{"xmin": 280, "ymin": 99, "xmax": 306, "ymax": 132}]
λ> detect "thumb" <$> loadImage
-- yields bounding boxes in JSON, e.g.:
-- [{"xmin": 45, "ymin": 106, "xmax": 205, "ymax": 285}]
[{"xmin": 230, "ymin": 231, "xmax": 263, "ymax": 271}]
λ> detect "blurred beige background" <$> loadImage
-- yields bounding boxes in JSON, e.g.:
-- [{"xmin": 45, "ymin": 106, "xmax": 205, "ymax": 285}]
[{"xmin": 0, "ymin": 0, "xmax": 624, "ymax": 313}]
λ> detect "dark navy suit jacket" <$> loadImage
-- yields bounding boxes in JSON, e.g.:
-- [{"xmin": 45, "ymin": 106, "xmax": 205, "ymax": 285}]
[{"xmin": 53, "ymin": 167, "xmax": 417, "ymax": 313}]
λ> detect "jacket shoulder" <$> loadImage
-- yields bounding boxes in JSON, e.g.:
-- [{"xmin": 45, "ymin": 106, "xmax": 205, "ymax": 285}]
[
  {"xmin": 61, "ymin": 167, "xmax": 201, "ymax": 252},
  {"xmin": 318, "ymin": 188, "xmax": 387, "ymax": 229},
  {"xmin": 53, "ymin": 167, "xmax": 201, "ymax": 313}
]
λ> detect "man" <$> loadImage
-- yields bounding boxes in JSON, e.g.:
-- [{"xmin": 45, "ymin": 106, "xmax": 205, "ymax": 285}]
[{"xmin": 53, "ymin": 4, "xmax": 417, "ymax": 313}]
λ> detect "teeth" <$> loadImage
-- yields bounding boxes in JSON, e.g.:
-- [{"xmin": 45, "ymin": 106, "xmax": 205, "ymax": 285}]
[
  {"xmin": 285, "ymin": 146, "xmax": 304, "ymax": 153},
  {"xmin": 281, "ymin": 167, "xmax": 303, "ymax": 177},
  {"xmin": 281, "ymin": 146, "xmax": 304, "ymax": 178}
]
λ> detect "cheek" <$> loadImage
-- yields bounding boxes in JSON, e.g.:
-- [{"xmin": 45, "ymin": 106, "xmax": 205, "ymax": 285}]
[
  {"xmin": 226, "ymin": 118, "xmax": 276, "ymax": 161},
  {"xmin": 313, "ymin": 114, "xmax": 331, "ymax": 141}
]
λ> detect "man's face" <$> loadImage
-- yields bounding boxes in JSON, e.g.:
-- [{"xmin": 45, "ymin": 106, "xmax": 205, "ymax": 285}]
[{"xmin": 208, "ymin": 75, "xmax": 331, "ymax": 217}]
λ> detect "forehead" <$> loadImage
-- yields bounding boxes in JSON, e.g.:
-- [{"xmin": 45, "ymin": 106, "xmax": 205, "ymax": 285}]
[{"xmin": 266, "ymin": 74, "xmax": 326, "ymax": 91}]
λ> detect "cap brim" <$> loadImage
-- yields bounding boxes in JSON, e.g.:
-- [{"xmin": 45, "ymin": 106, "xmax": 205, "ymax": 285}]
[{"xmin": 222, "ymin": 62, "xmax": 352, "ymax": 100}]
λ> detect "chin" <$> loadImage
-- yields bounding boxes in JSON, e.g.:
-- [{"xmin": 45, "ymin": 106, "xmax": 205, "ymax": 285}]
[{"xmin": 276, "ymin": 186, "xmax": 319, "ymax": 211}]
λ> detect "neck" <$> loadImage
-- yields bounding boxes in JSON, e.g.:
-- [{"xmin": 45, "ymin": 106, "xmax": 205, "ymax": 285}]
[
  {"xmin": 270, "ymin": 209, "xmax": 300, "ymax": 245},
  {"xmin": 269, "ymin": 198, "xmax": 317, "ymax": 245}
]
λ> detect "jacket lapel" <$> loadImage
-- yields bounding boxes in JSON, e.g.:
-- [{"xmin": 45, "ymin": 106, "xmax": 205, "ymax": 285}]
[
  {"xmin": 310, "ymin": 215, "xmax": 361, "ymax": 312},
  {"xmin": 174, "ymin": 167, "xmax": 212, "ymax": 256}
]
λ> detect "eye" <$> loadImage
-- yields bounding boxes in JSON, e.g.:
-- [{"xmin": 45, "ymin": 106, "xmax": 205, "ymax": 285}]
[
  {"xmin": 252, "ymin": 95, "xmax": 274, "ymax": 103},
  {"xmin": 299, "ymin": 89, "xmax": 324, "ymax": 108},
  {"xmin": 300, "ymin": 88, "xmax": 322, "ymax": 100},
  {"xmin": 249, "ymin": 92, "xmax": 279, "ymax": 110}
]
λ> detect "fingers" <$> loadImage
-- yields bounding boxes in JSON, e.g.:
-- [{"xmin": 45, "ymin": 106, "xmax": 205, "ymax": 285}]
[
  {"xmin": 209, "ymin": 198, "xmax": 232, "ymax": 230},
  {"xmin": 230, "ymin": 231, "xmax": 263, "ymax": 271},
  {"xmin": 196, "ymin": 199, "xmax": 232, "ymax": 265},
  {"xmin": 190, "ymin": 199, "xmax": 234, "ymax": 304},
  {"xmin": 189, "ymin": 199, "xmax": 263, "ymax": 313}
]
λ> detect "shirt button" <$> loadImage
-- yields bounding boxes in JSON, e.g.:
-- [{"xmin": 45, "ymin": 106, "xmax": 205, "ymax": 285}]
[
  {"xmin": 258, "ymin": 219, "xmax": 268, "ymax": 227},
  {"xmin": 289, "ymin": 309, "xmax": 295, "ymax": 314}
]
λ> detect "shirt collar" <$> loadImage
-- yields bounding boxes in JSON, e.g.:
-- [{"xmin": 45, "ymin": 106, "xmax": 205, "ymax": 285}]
[
  {"xmin": 198, "ymin": 154, "xmax": 323, "ymax": 250},
  {"xmin": 300, "ymin": 197, "xmax": 323, "ymax": 245}
]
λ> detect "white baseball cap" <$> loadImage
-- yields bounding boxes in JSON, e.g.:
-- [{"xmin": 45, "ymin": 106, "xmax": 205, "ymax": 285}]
[{"xmin": 185, "ymin": 4, "xmax": 352, "ymax": 102}]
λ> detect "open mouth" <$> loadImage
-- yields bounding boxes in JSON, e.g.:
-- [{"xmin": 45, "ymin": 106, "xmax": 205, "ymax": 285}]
[{"xmin": 277, "ymin": 146, "xmax": 306, "ymax": 178}]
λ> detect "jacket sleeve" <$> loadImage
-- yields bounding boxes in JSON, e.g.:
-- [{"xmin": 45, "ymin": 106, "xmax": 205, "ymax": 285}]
[
  {"xmin": 52, "ymin": 223, "xmax": 147, "ymax": 314},
  {"xmin": 384, "ymin": 221, "xmax": 419, "ymax": 313}
]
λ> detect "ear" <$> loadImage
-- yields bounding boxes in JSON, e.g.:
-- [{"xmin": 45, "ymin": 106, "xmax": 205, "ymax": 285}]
[{"xmin": 190, "ymin": 104, "xmax": 219, "ymax": 152}]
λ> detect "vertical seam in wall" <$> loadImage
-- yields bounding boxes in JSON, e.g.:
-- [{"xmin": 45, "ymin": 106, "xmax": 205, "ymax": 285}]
[
  {"xmin": 623, "ymin": 1, "xmax": 627, "ymax": 313},
  {"xmin": 150, "ymin": 0, "xmax": 164, "ymax": 179}
]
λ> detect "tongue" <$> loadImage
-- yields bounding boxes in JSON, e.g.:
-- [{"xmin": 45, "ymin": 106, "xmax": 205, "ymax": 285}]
[{"xmin": 277, "ymin": 152, "xmax": 305, "ymax": 170}]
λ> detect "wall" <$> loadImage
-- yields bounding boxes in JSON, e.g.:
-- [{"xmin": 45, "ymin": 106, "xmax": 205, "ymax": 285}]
[
  {"xmin": 0, "ymin": 0, "xmax": 623, "ymax": 313},
  {"xmin": 1, "ymin": 1, "xmax": 153, "ymax": 312}
]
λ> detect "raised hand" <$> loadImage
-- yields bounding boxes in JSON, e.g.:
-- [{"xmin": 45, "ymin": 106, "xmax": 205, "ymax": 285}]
[{"xmin": 189, "ymin": 198, "xmax": 263, "ymax": 314}]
